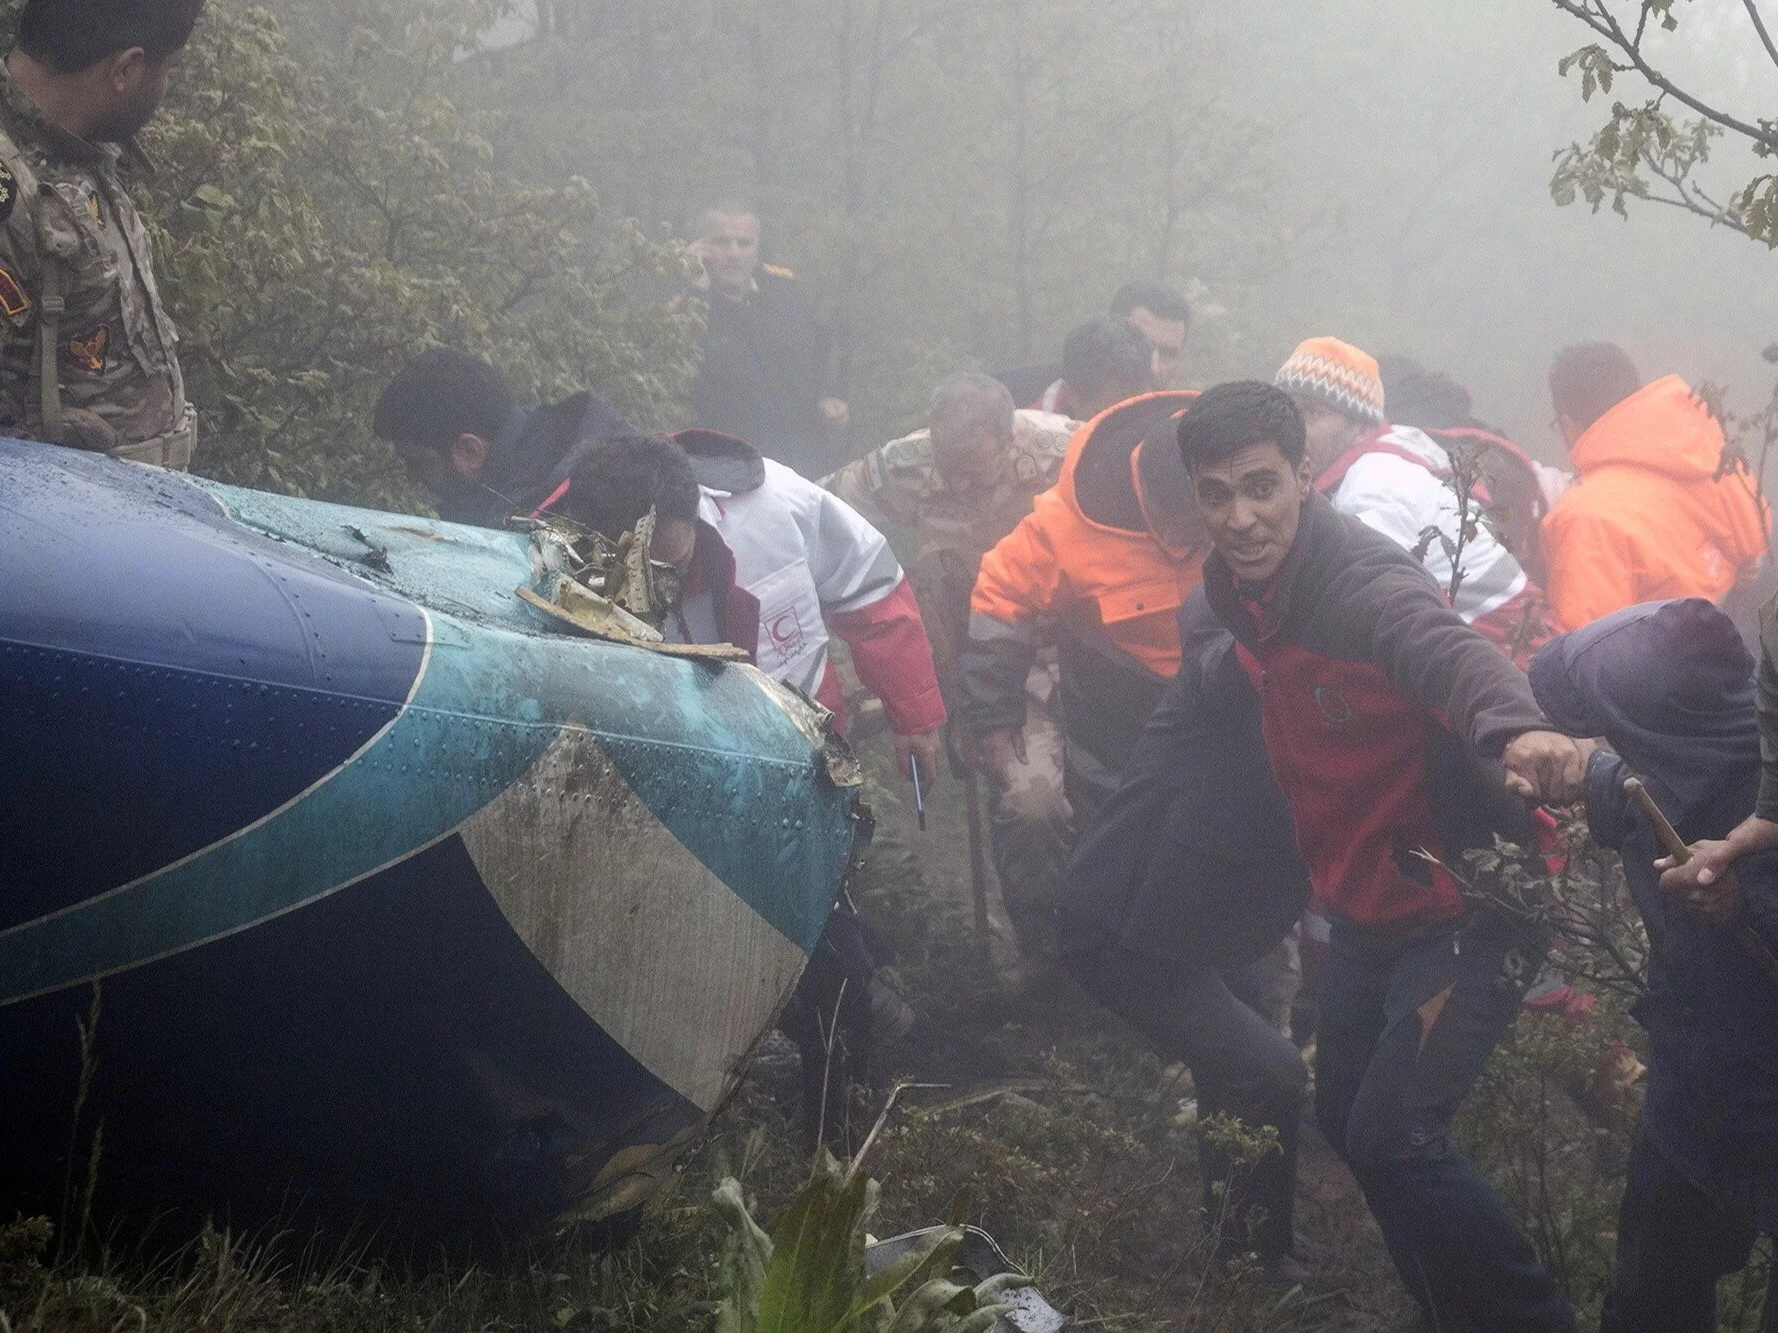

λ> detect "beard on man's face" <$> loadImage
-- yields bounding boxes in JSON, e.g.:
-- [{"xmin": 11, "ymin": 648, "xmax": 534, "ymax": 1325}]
[{"xmin": 88, "ymin": 68, "xmax": 170, "ymax": 144}]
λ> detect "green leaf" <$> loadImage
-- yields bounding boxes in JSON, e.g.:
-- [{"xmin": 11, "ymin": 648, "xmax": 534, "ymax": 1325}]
[
  {"xmin": 755, "ymin": 1152, "xmax": 876, "ymax": 1333},
  {"xmin": 713, "ymin": 1178, "xmax": 773, "ymax": 1333},
  {"xmin": 842, "ymin": 1228, "xmax": 962, "ymax": 1329},
  {"xmin": 882, "ymin": 1279, "xmax": 974, "ymax": 1333}
]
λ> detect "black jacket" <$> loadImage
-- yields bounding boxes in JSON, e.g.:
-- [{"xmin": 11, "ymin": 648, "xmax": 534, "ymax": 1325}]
[
  {"xmin": 439, "ymin": 391, "xmax": 635, "ymax": 528},
  {"xmin": 691, "ymin": 270, "xmax": 837, "ymax": 479},
  {"xmin": 1531, "ymin": 599, "xmax": 1778, "ymax": 1224},
  {"xmin": 1059, "ymin": 597, "xmax": 1309, "ymax": 970}
]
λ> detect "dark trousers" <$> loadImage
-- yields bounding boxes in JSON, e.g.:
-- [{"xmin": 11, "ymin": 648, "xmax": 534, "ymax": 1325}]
[
  {"xmin": 1069, "ymin": 946, "xmax": 1307, "ymax": 1259},
  {"xmin": 1317, "ymin": 914, "xmax": 1574, "ymax": 1333},
  {"xmin": 1601, "ymin": 1122, "xmax": 1776, "ymax": 1333}
]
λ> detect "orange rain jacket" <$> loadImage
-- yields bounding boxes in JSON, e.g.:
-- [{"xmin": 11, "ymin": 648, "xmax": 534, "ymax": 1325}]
[
  {"xmin": 1541, "ymin": 375, "xmax": 1770, "ymax": 631},
  {"xmin": 960, "ymin": 393, "xmax": 1204, "ymax": 812}
]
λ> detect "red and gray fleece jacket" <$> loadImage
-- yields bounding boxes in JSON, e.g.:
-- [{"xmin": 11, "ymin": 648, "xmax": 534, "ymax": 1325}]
[{"xmin": 1201, "ymin": 490, "xmax": 1548, "ymax": 927}]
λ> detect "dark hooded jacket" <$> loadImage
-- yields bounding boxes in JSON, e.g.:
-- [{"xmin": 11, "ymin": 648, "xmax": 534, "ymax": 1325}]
[
  {"xmin": 1060, "ymin": 594, "xmax": 1309, "ymax": 970},
  {"xmin": 1530, "ymin": 598, "xmax": 1778, "ymax": 1225},
  {"xmin": 439, "ymin": 391, "xmax": 636, "ymax": 528}
]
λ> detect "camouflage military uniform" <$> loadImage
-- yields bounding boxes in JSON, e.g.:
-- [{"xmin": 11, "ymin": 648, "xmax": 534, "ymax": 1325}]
[
  {"xmin": 824, "ymin": 408, "xmax": 1075, "ymax": 570},
  {"xmin": 0, "ymin": 65, "xmax": 193, "ymax": 467},
  {"xmin": 825, "ymin": 409, "xmax": 1078, "ymax": 986}
]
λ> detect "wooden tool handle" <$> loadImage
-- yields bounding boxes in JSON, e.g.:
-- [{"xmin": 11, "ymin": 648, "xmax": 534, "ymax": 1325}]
[
  {"xmin": 1624, "ymin": 778, "xmax": 1691, "ymax": 862},
  {"xmin": 1625, "ymin": 779, "xmax": 1778, "ymax": 988}
]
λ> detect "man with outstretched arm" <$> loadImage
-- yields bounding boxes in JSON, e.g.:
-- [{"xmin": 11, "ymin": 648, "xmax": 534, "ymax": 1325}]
[{"xmin": 1177, "ymin": 381, "xmax": 1588, "ymax": 1333}]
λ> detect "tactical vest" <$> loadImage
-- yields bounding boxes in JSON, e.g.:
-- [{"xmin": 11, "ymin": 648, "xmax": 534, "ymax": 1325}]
[{"xmin": 0, "ymin": 123, "xmax": 193, "ymax": 470}]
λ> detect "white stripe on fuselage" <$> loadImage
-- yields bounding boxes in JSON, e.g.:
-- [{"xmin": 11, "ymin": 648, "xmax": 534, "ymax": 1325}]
[
  {"xmin": 459, "ymin": 727, "xmax": 809, "ymax": 1114},
  {"xmin": 0, "ymin": 610, "xmax": 436, "ymax": 944}
]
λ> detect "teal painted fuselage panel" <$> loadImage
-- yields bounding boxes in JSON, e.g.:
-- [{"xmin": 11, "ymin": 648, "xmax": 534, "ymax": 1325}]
[{"xmin": 0, "ymin": 442, "xmax": 858, "ymax": 1233}]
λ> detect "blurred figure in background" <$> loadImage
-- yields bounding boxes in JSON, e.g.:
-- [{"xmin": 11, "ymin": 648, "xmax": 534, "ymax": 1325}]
[
  {"xmin": 1378, "ymin": 354, "xmax": 1566, "ymax": 584},
  {"xmin": 999, "ymin": 280, "xmax": 1191, "ymax": 410},
  {"xmin": 1114, "ymin": 279, "xmax": 1191, "ymax": 390},
  {"xmin": 1540, "ymin": 342, "xmax": 1769, "ymax": 634},
  {"xmin": 687, "ymin": 197, "xmax": 848, "ymax": 478},
  {"xmin": 1046, "ymin": 317, "xmax": 1156, "ymax": 423}
]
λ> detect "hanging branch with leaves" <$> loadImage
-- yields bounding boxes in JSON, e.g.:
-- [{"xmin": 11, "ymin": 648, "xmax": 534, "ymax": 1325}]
[{"xmin": 1548, "ymin": 0, "xmax": 1778, "ymax": 245}]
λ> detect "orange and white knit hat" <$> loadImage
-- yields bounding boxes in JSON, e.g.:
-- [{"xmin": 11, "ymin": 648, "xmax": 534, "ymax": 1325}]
[{"xmin": 1273, "ymin": 337, "xmax": 1386, "ymax": 427}]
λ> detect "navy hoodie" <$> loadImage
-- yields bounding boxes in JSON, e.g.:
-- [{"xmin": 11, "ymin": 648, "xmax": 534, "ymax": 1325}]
[{"xmin": 1530, "ymin": 598, "xmax": 1778, "ymax": 1226}]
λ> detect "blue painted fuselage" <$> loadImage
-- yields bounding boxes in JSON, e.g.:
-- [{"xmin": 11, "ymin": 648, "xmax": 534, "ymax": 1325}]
[{"xmin": 0, "ymin": 443, "xmax": 857, "ymax": 1235}]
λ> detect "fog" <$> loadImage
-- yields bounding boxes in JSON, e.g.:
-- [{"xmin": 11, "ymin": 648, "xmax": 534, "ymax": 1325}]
[
  {"xmin": 1206, "ymin": 0, "xmax": 1776, "ymax": 456},
  {"xmin": 305, "ymin": 0, "xmax": 1778, "ymax": 470}
]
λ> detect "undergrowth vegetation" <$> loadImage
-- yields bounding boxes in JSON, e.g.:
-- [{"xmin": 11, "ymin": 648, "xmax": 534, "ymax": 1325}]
[{"xmin": 4, "ymin": 762, "xmax": 1770, "ymax": 1331}]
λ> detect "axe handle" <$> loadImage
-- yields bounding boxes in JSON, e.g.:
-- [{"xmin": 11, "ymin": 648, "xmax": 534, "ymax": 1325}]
[
  {"xmin": 1624, "ymin": 777, "xmax": 1778, "ymax": 987},
  {"xmin": 963, "ymin": 770, "xmax": 991, "ymax": 942},
  {"xmin": 1624, "ymin": 778, "xmax": 1691, "ymax": 861}
]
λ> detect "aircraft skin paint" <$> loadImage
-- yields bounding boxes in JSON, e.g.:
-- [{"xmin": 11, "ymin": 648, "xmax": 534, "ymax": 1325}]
[{"xmin": 0, "ymin": 442, "xmax": 859, "ymax": 1232}]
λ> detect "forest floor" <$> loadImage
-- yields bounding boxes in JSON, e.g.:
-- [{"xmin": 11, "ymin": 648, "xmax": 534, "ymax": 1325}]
[
  {"xmin": 0, "ymin": 737, "xmax": 1453, "ymax": 1333},
  {"xmin": 824, "ymin": 737, "xmax": 1417, "ymax": 1333}
]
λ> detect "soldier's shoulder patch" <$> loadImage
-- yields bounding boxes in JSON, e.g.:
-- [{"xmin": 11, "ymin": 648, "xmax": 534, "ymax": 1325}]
[
  {"xmin": 859, "ymin": 450, "xmax": 888, "ymax": 493},
  {"xmin": 0, "ymin": 266, "xmax": 29, "ymax": 318},
  {"xmin": 65, "ymin": 324, "xmax": 110, "ymax": 374},
  {"xmin": 0, "ymin": 162, "xmax": 17, "ymax": 223},
  {"xmin": 879, "ymin": 430, "xmax": 936, "ymax": 474},
  {"xmin": 760, "ymin": 262, "xmax": 795, "ymax": 280},
  {"xmin": 1017, "ymin": 413, "xmax": 1075, "ymax": 456},
  {"xmin": 86, "ymin": 189, "xmax": 102, "ymax": 228}
]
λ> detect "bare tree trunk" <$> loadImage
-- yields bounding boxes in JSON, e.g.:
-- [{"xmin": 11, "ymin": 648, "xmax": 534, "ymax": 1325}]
[
  {"xmin": 634, "ymin": 7, "xmax": 664, "ymax": 226},
  {"xmin": 1008, "ymin": 0, "xmax": 1033, "ymax": 360},
  {"xmin": 1155, "ymin": 116, "xmax": 1180, "ymax": 279},
  {"xmin": 748, "ymin": 3, "xmax": 779, "ymax": 199},
  {"xmin": 832, "ymin": 0, "xmax": 858, "ymax": 398}
]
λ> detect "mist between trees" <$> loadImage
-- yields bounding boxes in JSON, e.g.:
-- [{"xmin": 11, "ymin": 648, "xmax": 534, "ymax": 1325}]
[{"xmin": 20, "ymin": 0, "xmax": 1774, "ymax": 502}]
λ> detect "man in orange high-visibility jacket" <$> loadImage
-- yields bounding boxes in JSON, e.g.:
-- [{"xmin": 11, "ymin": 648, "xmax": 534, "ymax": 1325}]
[
  {"xmin": 1542, "ymin": 343, "xmax": 1770, "ymax": 632},
  {"xmin": 958, "ymin": 390, "xmax": 1204, "ymax": 965}
]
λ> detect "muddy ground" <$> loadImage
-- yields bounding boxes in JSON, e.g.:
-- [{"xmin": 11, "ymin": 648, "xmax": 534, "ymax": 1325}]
[{"xmin": 713, "ymin": 734, "xmax": 1420, "ymax": 1333}]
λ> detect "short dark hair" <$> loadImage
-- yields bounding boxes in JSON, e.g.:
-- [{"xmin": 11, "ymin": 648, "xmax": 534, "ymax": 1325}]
[
  {"xmin": 1176, "ymin": 381, "xmax": 1306, "ymax": 471},
  {"xmin": 564, "ymin": 434, "xmax": 701, "ymax": 536},
  {"xmin": 1111, "ymin": 279, "xmax": 1191, "ymax": 330},
  {"xmin": 1377, "ymin": 355, "xmax": 1475, "ymax": 432},
  {"xmin": 1062, "ymin": 317, "xmax": 1152, "ymax": 405},
  {"xmin": 696, "ymin": 195, "xmax": 760, "ymax": 232},
  {"xmin": 372, "ymin": 349, "xmax": 514, "ymax": 453},
  {"xmin": 18, "ymin": 0, "xmax": 205, "ymax": 73},
  {"xmin": 1549, "ymin": 342, "xmax": 1641, "ymax": 432}
]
